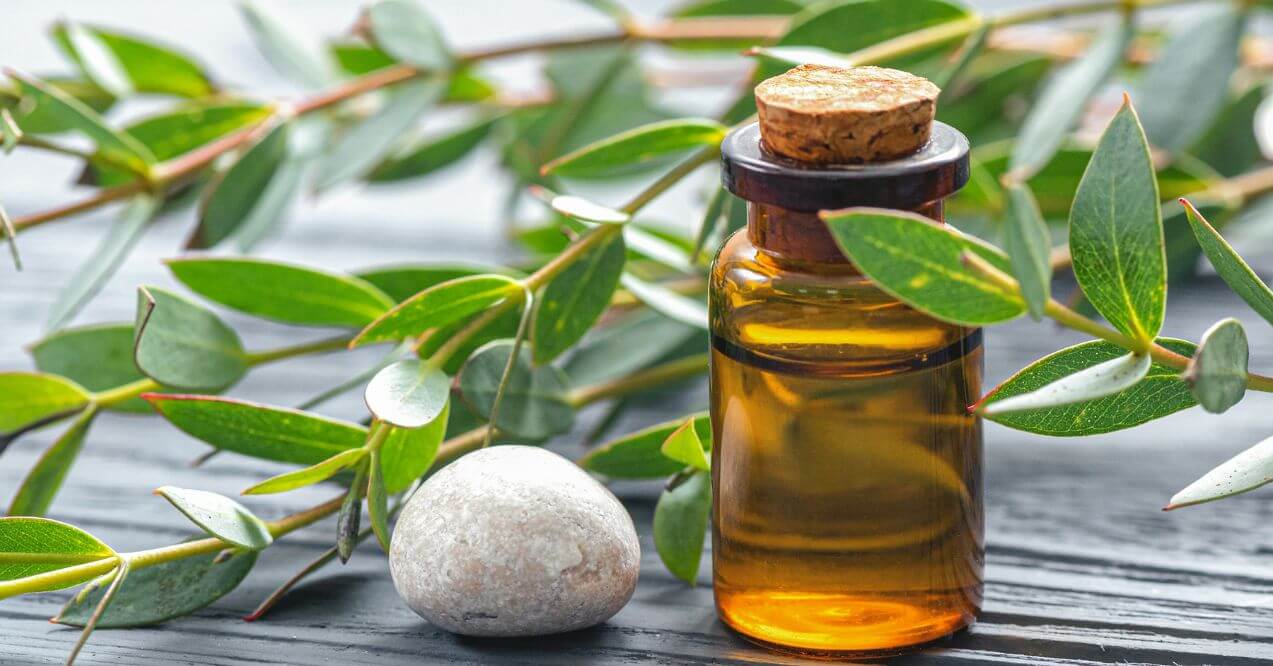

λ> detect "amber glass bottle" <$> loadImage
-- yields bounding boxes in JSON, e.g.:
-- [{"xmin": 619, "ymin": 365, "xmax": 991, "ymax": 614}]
[{"xmin": 709, "ymin": 71, "xmax": 982, "ymax": 657}]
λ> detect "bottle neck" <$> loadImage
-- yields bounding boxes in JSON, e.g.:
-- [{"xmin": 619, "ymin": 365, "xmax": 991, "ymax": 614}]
[{"xmin": 748, "ymin": 200, "xmax": 945, "ymax": 268}]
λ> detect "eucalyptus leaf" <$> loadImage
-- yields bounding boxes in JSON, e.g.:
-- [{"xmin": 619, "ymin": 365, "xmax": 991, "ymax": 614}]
[
  {"xmin": 693, "ymin": 186, "xmax": 731, "ymax": 259},
  {"xmin": 0, "ymin": 517, "xmax": 114, "ymax": 587},
  {"xmin": 1134, "ymin": 6, "xmax": 1245, "ymax": 153},
  {"xmin": 87, "ymin": 102, "xmax": 270, "ymax": 187},
  {"xmin": 243, "ymin": 448, "xmax": 367, "ymax": 495},
  {"xmin": 580, "ymin": 413, "xmax": 711, "ymax": 479},
  {"xmin": 61, "ymin": 22, "xmax": 132, "ymax": 97},
  {"xmin": 239, "ymin": 1, "xmax": 334, "ymax": 88},
  {"xmin": 625, "ymin": 226, "xmax": 695, "ymax": 273},
  {"xmin": 145, "ymin": 395, "xmax": 365, "ymax": 465},
  {"xmin": 771, "ymin": 0, "xmax": 973, "ymax": 76},
  {"xmin": 8, "ymin": 406, "xmax": 97, "ymax": 517},
  {"xmin": 416, "ymin": 302, "xmax": 525, "ymax": 375},
  {"xmin": 367, "ymin": 449, "xmax": 391, "ymax": 551},
  {"xmin": 1008, "ymin": 17, "xmax": 1130, "ymax": 178},
  {"xmin": 532, "ymin": 232, "xmax": 626, "ymax": 363},
  {"xmin": 231, "ymin": 155, "xmax": 304, "ymax": 251},
  {"xmin": 661, "ymin": 418, "xmax": 710, "ymax": 472},
  {"xmin": 653, "ymin": 470, "xmax": 711, "ymax": 585},
  {"xmin": 134, "ymin": 286, "xmax": 248, "ymax": 391},
  {"xmin": 355, "ymin": 263, "xmax": 515, "ymax": 303},
  {"xmin": 564, "ymin": 310, "xmax": 702, "ymax": 387},
  {"xmin": 315, "ymin": 77, "xmax": 443, "ymax": 190},
  {"xmin": 167, "ymin": 257, "xmax": 394, "ymax": 328},
  {"xmin": 1167, "ymin": 434, "xmax": 1273, "ymax": 510},
  {"xmin": 823, "ymin": 208, "xmax": 1024, "ymax": 325},
  {"xmin": 193, "ymin": 121, "xmax": 290, "ymax": 249},
  {"xmin": 0, "ymin": 77, "xmax": 113, "ymax": 134},
  {"xmin": 981, "ymin": 351, "xmax": 1151, "ymax": 416},
  {"xmin": 31, "ymin": 324, "xmax": 163, "ymax": 413},
  {"xmin": 1184, "ymin": 318, "xmax": 1248, "ymax": 414},
  {"xmin": 156, "ymin": 486, "xmax": 273, "ymax": 550},
  {"xmin": 981, "ymin": 338, "xmax": 1198, "ymax": 436},
  {"xmin": 619, "ymin": 273, "xmax": 709, "ymax": 330},
  {"xmin": 1069, "ymin": 99, "xmax": 1165, "ymax": 344},
  {"xmin": 542, "ymin": 118, "xmax": 726, "ymax": 178},
  {"xmin": 364, "ymin": 359, "xmax": 450, "ymax": 428},
  {"xmin": 1189, "ymin": 84, "xmax": 1265, "ymax": 178},
  {"xmin": 370, "ymin": 115, "xmax": 496, "ymax": 182},
  {"xmin": 45, "ymin": 195, "xmax": 158, "ymax": 332},
  {"xmin": 366, "ymin": 0, "xmax": 451, "ymax": 70},
  {"xmin": 9, "ymin": 72, "xmax": 154, "ymax": 174},
  {"xmin": 939, "ymin": 56, "xmax": 1050, "ymax": 146},
  {"xmin": 0, "ymin": 372, "xmax": 90, "ymax": 443},
  {"xmin": 1182, "ymin": 200, "xmax": 1273, "ymax": 328},
  {"xmin": 379, "ymin": 399, "xmax": 448, "ymax": 492},
  {"xmin": 540, "ymin": 191, "xmax": 631, "ymax": 224},
  {"xmin": 52, "ymin": 24, "xmax": 215, "ymax": 98},
  {"xmin": 55, "ymin": 547, "xmax": 257, "ymax": 628},
  {"xmin": 353, "ymin": 274, "xmax": 521, "ymax": 347},
  {"xmin": 337, "ymin": 461, "xmax": 368, "ymax": 563},
  {"xmin": 458, "ymin": 340, "xmax": 574, "ymax": 440},
  {"xmin": 1002, "ymin": 182, "xmax": 1051, "ymax": 320}
]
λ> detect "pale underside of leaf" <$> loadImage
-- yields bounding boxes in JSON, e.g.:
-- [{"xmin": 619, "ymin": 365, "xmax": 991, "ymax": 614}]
[
  {"xmin": 1167, "ymin": 434, "xmax": 1273, "ymax": 510},
  {"xmin": 982, "ymin": 352, "xmax": 1152, "ymax": 415}
]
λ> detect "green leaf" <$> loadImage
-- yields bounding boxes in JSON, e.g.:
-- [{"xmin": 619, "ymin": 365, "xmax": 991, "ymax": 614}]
[
  {"xmin": 581, "ymin": 414, "xmax": 711, "ymax": 479},
  {"xmin": 661, "ymin": 419, "xmax": 710, "ymax": 472},
  {"xmin": 653, "ymin": 470, "xmax": 711, "ymax": 584},
  {"xmin": 156, "ymin": 486, "xmax": 273, "ymax": 550},
  {"xmin": 364, "ymin": 359, "xmax": 450, "ymax": 428},
  {"xmin": 8, "ymin": 406, "xmax": 97, "ymax": 517},
  {"xmin": 134, "ymin": 286, "xmax": 247, "ymax": 391},
  {"xmin": 352, "ymin": 274, "xmax": 521, "ymax": 347},
  {"xmin": 145, "ymin": 394, "xmax": 366, "ymax": 466},
  {"xmin": 981, "ymin": 338, "xmax": 1198, "ymax": 436},
  {"xmin": 0, "ymin": 373, "xmax": 90, "ymax": 443},
  {"xmin": 45, "ymin": 195, "xmax": 158, "ymax": 332},
  {"xmin": 1166, "ymin": 434, "xmax": 1273, "ymax": 510},
  {"xmin": 772, "ymin": 0, "xmax": 974, "ymax": 76},
  {"xmin": 87, "ymin": 102, "xmax": 270, "ymax": 187},
  {"xmin": 532, "ymin": 187, "xmax": 631, "ymax": 224},
  {"xmin": 315, "ymin": 77, "xmax": 443, "ymax": 190},
  {"xmin": 1008, "ymin": 17, "xmax": 1131, "ymax": 179},
  {"xmin": 1182, "ymin": 199, "xmax": 1273, "ymax": 327},
  {"xmin": 981, "ymin": 352, "xmax": 1150, "ymax": 416},
  {"xmin": 243, "ymin": 448, "xmax": 368, "ymax": 495},
  {"xmin": 939, "ymin": 56, "xmax": 1051, "ymax": 146},
  {"xmin": 367, "ymin": 449, "xmax": 391, "ymax": 551},
  {"xmin": 365, "ymin": 0, "xmax": 451, "ymax": 70},
  {"xmin": 8, "ymin": 72, "xmax": 154, "ymax": 174},
  {"xmin": 355, "ymin": 263, "xmax": 515, "ymax": 303},
  {"xmin": 330, "ymin": 43, "xmax": 494, "ymax": 100},
  {"xmin": 1134, "ymin": 6, "xmax": 1245, "ymax": 153},
  {"xmin": 370, "ymin": 115, "xmax": 497, "ymax": 182},
  {"xmin": 1189, "ymin": 84, "xmax": 1265, "ymax": 177},
  {"xmin": 166, "ymin": 257, "xmax": 394, "ymax": 328},
  {"xmin": 239, "ymin": 1, "xmax": 334, "ymax": 88},
  {"xmin": 1002, "ymin": 183, "xmax": 1051, "ymax": 320},
  {"xmin": 962, "ymin": 143, "xmax": 1216, "ymax": 220},
  {"xmin": 564, "ymin": 310, "xmax": 702, "ymax": 386},
  {"xmin": 822, "ymin": 208, "xmax": 1024, "ymax": 325},
  {"xmin": 542, "ymin": 119, "xmax": 726, "ymax": 178},
  {"xmin": 458, "ymin": 340, "xmax": 574, "ymax": 440},
  {"xmin": 60, "ymin": 22, "xmax": 131, "ymax": 97},
  {"xmin": 379, "ymin": 399, "xmax": 448, "ymax": 492},
  {"xmin": 193, "ymin": 121, "xmax": 290, "ymax": 249},
  {"xmin": 1184, "ymin": 318, "xmax": 1248, "ymax": 414},
  {"xmin": 230, "ymin": 155, "xmax": 304, "ymax": 251},
  {"xmin": 415, "ymin": 303, "xmax": 525, "ymax": 375},
  {"xmin": 0, "ymin": 77, "xmax": 114, "ymax": 134},
  {"xmin": 30, "ymin": 324, "xmax": 154, "ymax": 413},
  {"xmin": 692, "ymin": 186, "xmax": 731, "ymax": 259},
  {"xmin": 55, "ymin": 546, "xmax": 257, "ymax": 628},
  {"xmin": 0, "ymin": 517, "xmax": 114, "ymax": 586},
  {"xmin": 532, "ymin": 232, "xmax": 626, "ymax": 363},
  {"xmin": 1069, "ymin": 99, "xmax": 1166, "ymax": 344},
  {"xmin": 619, "ymin": 273, "xmax": 710, "ymax": 330},
  {"xmin": 52, "ymin": 24, "xmax": 215, "ymax": 98}
]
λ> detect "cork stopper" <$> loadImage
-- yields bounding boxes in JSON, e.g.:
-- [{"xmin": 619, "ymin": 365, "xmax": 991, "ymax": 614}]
[{"xmin": 755, "ymin": 64, "xmax": 940, "ymax": 164}]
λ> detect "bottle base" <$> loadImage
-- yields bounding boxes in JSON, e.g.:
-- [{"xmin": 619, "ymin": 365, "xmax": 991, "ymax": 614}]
[{"xmin": 717, "ymin": 590, "xmax": 978, "ymax": 659}]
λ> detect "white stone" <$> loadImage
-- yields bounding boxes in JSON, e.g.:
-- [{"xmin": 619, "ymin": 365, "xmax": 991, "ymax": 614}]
[{"xmin": 389, "ymin": 445, "xmax": 641, "ymax": 637}]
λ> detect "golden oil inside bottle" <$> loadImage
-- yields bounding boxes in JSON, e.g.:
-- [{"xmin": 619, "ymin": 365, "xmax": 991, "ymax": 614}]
[{"xmin": 709, "ymin": 225, "xmax": 983, "ymax": 655}]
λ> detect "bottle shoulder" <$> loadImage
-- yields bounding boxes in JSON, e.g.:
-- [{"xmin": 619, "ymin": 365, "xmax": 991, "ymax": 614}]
[{"xmin": 710, "ymin": 230, "xmax": 975, "ymax": 366}]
